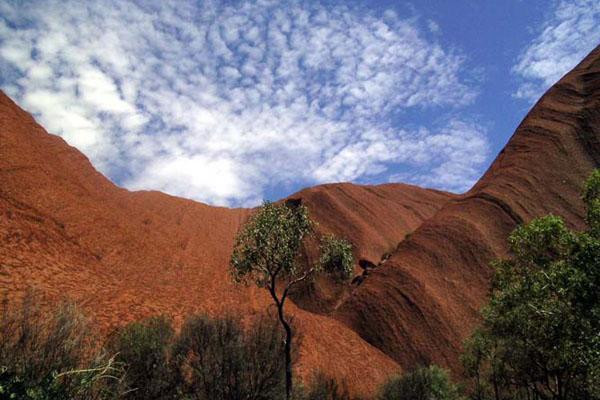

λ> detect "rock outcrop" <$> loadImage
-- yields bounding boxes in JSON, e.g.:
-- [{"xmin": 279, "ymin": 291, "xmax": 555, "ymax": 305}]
[
  {"xmin": 1, "ymin": 90, "xmax": 450, "ymax": 396},
  {"xmin": 1, "ymin": 43, "xmax": 598, "ymax": 396},
  {"xmin": 335, "ymin": 44, "xmax": 600, "ymax": 374}
]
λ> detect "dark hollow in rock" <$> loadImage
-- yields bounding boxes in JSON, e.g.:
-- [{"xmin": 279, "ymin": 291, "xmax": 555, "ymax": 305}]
[{"xmin": 358, "ymin": 259, "xmax": 377, "ymax": 270}]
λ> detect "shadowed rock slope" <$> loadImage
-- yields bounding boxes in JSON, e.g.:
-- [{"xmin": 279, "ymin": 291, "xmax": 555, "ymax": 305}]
[
  {"xmin": 335, "ymin": 44, "xmax": 600, "ymax": 374},
  {"xmin": 0, "ymin": 89, "xmax": 453, "ymax": 395}
]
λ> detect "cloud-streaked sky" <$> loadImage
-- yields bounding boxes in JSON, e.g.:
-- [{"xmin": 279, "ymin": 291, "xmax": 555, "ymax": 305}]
[{"xmin": 1, "ymin": 1, "xmax": 599, "ymax": 206}]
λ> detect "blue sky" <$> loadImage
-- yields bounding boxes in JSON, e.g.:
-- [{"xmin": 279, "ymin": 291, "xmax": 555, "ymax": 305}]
[{"xmin": 1, "ymin": 1, "xmax": 599, "ymax": 206}]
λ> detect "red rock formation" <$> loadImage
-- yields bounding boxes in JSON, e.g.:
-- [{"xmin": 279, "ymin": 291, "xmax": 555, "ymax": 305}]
[
  {"xmin": 1, "ymin": 89, "xmax": 450, "ymax": 395},
  {"xmin": 335, "ymin": 44, "xmax": 600, "ymax": 374},
  {"xmin": 1, "ymin": 43, "xmax": 598, "ymax": 396}
]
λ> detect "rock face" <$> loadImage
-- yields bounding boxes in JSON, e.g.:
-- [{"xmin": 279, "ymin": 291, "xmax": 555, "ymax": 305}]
[
  {"xmin": 0, "ymin": 90, "xmax": 450, "ymax": 395},
  {"xmin": 335, "ymin": 44, "xmax": 600, "ymax": 373},
  {"xmin": 1, "ymin": 44, "xmax": 598, "ymax": 396}
]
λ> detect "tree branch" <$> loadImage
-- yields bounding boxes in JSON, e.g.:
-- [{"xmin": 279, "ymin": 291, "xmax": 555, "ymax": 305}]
[{"xmin": 281, "ymin": 267, "xmax": 315, "ymax": 307}]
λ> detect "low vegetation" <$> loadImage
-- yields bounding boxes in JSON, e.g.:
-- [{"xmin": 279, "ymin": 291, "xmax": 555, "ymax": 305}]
[
  {"xmin": 170, "ymin": 314, "xmax": 286, "ymax": 400},
  {"xmin": 0, "ymin": 292, "xmax": 126, "ymax": 399},
  {"xmin": 0, "ymin": 295, "xmax": 351, "ymax": 399},
  {"xmin": 105, "ymin": 315, "xmax": 174, "ymax": 399},
  {"xmin": 377, "ymin": 365, "xmax": 463, "ymax": 400},
  {"xmin": 2, "ymin": 171, "xmax": 599, "ymax": 399}
]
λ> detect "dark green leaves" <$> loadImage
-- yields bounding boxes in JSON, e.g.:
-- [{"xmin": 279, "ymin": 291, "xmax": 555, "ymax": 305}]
[
  {"xmin": 462, "ymin": 170, "xmax": 600, "ymax": 400},
  {"xmin": 584, "ymin": 169, "xmax": 600, "ymax": 238},
  {"xmin": 230, "ymin": 201, "xmax": 314, "ymax": 287},
  {"xmin": 507, "ymin": 215, "xmax": 574, "ymax": 268},
  {"xmin": 318, "ymin": 234, "xmax": 354, "ymax": 283}
]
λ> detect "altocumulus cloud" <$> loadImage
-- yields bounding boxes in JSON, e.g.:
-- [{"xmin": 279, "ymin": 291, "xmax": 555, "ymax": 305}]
[
  {"xmin": 514, "ymin": 0, "xmax": 600, "ymax": 101},
  {"xmin": 0, "ymin": 0, "xmax": 486, "ymax": 206}
]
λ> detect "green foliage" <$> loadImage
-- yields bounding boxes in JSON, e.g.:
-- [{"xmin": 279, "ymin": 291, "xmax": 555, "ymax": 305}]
[
  {"xmin": 172, "ymin": 314, "xmax": 285, "ymax": 400},
  {"xmin": 583, "ymin": 169, "xmax": 600, "ymax": 206},
  {"xmin": 0, "ymin": 294, "xmax": 294, "ymax": 400},
  {"xmin": 0, "ymin": 292, "xmax": 124, "ymax": 399},
  {"xmin": 462, "ymin": 170, "xmax": 600, "ymax": 400},
  {"xmin": 230, "ymin": 200, "xmax": 355, "ymax": 399},
  {"xmin": 231, "ymin": 201, "xmax": 314, "ymax": 287},
  {"xmin": 319, "ymin": 235, "xmax": 354, "ymax": 282},
  {"xmin": 105, "ymin": 312, "xmax": 287, "ymax": 400},
  {"xmin": 106, "ymin": 316, "xmax": 175, "ymax": 400},
  {"xmin": 378, "ymin": 365, "xmax": 463, "ymax": 400},
  {"xmin": 506, "ymin": 214, "xmax": 574, "ymax": 266},
  {"xmin": 584, "ymin": 169, "xmax": 600, "ymax": 237}
]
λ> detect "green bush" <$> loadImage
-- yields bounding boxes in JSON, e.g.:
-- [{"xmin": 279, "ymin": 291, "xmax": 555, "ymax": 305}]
[
  {"xmin": 0, "ymin": 292, "xmax": 124, "ymax": 399},
  {"xmin": 462, "ymin": 170, "xmax": 600, "ymax": 400},
  {"xmin": 106, "ymin": 316, "xmax": 175, "ymax": 400},
  {"xmin": 0, "ymin": 293, "xmax": 362, "ymax": 400},
  {"xmin": 319, "ymin": 235, "xmax": 355, "ymax": 283},
  {"xmin": 378, "ymin": 365, "xmax": 463, "ymax": 400},
  {"xmin": 172, "ymin": 314, "xmax": 285, "ymax": 400}
]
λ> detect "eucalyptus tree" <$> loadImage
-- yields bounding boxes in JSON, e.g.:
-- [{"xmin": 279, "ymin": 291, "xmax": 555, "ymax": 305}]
[
  {"xmin": 463, "ymin": 170, "xmax": 600, "ymax": 400},
  {"xmin": 230, "ymin": 201, "xmax": 354, "ymax": 400}
]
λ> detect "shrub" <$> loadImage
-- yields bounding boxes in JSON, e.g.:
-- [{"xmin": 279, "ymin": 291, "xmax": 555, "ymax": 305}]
[
  {"xmin": 319, "ymin": 235, "xmax": 354, "ymax": 283},
  {"xmin": 106, "ymin": 315, "xmax": 175, "ymax": 400},
  {"xmin": 0, "ymin": 291, "xmax": 123, "ymax": 399},
  {"xmin": 0, "ymin": 292, "xmax": 340, "ymax": 400},
  {"xmin": 296, "ymin": 371, "xmax": 352, "ymax": 400},
  {"xmin": 462, "ymin": 170, "xmax": 600, "ymax": 400},
  {"xmin": 172, "ymin": 314, "xmax": 285, "ymax": 400},
  {"xmin": 378, "ymin": 365, "xmax": 463, "ymax": 400}
]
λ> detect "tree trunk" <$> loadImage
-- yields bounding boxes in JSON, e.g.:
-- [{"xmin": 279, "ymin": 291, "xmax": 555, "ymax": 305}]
[{"xmin": 277, "ymin": 303, "xmax": 293, "ymax": 400}]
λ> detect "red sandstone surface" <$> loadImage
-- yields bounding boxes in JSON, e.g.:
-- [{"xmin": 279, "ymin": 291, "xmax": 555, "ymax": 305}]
[
  {"xmin": 336, "ymin": 44, "xmax": 600, "ymax": 376},
  {"xmin": 1, "ymin": 45, "xmax": 599, "ymax": 396},
  {"xmin": 0, "ymin": 89, "xmax": 452, "ymax": 395}
]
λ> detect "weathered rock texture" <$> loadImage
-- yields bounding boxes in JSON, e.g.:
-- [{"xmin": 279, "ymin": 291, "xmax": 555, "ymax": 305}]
[
  {"xmin": 1, "ymin": 91, "xmax": 451, "ymax": 396},
  {"xmin": 1, "ymin": 44, "xmax": 598, "ymax": 396},
  {"xmin": 335, "ymin": 44, "xmax": 600, "ymax": 374}
]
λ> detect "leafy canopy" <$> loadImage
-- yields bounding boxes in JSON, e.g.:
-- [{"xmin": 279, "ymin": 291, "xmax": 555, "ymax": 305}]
[
  {"xmin": 231, "ymin": 201, "xmax": 314, "ymax": 287},
  {"xmin": 230, "ymin": 201, "xmax": 354, "ymax": 287},
  {"xmin": 462, "ymin": 169, "xmax": 600, "ymax": 400}
]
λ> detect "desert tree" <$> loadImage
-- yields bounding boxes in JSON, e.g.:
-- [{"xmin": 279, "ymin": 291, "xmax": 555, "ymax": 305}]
[
  {"xmin": 462, "ymin": 170, "xmax": 600, "ymax": 400},
  {"xmin": 230, "ymin": 201, "xmax": 354, "ymax": 400}
]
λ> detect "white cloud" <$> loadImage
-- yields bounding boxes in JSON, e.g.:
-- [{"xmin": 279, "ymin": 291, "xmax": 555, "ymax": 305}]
[
  {"xmin": 77, "ymin": 67, "xmax": 134, "ymax": 114},
  {"xmin": 514, "ymin": 0, "xmax": 600, "ymax": 101},
  {"xmin": 22, "ymin": 90, "xmax": 105, "ymax": 152},
  {"xmin": 128, "ymin": 155, "xmax": 255, "ymax": 206},
  {"xmin": 0, "ymin": 0, "xmax": 484, "ymax": 206},
  {"xmin": 387, "ymin": 120, "xmax": 488, "ymax": 192},
  {"xmin": 427, "ymin": 20, "xmax": 440, "ymax": 35}
]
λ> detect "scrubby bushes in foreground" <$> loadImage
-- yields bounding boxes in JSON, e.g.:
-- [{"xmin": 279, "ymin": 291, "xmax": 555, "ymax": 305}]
[
  {"xmin": 377, "ymin": 365, "xmax": 463, "ymax": 400},
  {"xmin": 0, "ymin": 295, "xmax": 350, "ymax": 399},
  {"xmin": 106, "ymin": 313, "xmax": 288, "ymax": 400},
  {"xmin": 0, "ymin": 292, "xmax": 126, "ymax": 399}
]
